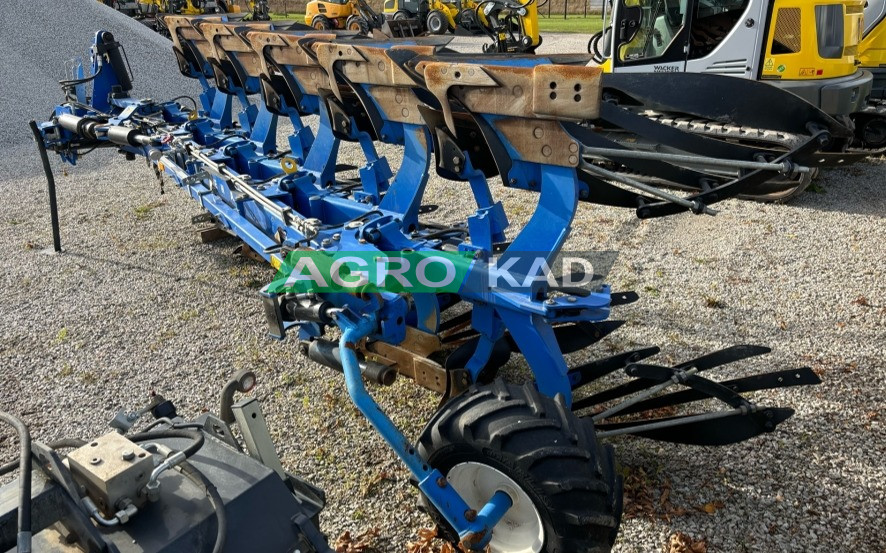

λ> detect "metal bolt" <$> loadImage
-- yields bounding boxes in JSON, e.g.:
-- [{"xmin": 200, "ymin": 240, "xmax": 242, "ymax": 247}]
[
  {"xmin": 121, "ymin": 450, "xmax": 135, "ymax": 462},
  {"xmin": 437, "ymin": 477, "xmax": 447, "ymax": 488},
  {"xmin": 545, "ymin": 298, "xmax": 556, "ymax": 305},
  {"xmin": 566, "ymin": 296, "xmax": 577, "ymax": 303},
  {"xmin": 333, "ymin": 233, "xmax": 341, "ymax": 241},
  {"xmin": 464, "ymin": 509, "xmax": 477, "ymax": 522},
  {"xmin": 321, "ymin": 238, "xmax": 332, "ymax": 248},
  {"xmin": 90, "ymin": 457, "xmax": 102, "ymax": 466}
]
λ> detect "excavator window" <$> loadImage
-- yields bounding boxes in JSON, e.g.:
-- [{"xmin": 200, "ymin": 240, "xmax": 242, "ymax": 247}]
[
  {"xmin": 815, "ymin": 4, "xmax": 844, "ymax": 58},
  {"xmin": 617, "ymin": 0, "xmax": 688, "ymax": 61},
  {"xmin": 688, "ymin": 0, "xmax": 750, "ymax": 59}
]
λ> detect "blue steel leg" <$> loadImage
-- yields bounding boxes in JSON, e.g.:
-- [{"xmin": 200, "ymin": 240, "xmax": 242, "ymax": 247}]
[
  {"xmin": 302, "ymin": 107, "xmax": 341, "ymax": 188},
  {"xmin": 250, "ymin": 106, "xmax": 279, "ymax": 155},
  {"xmin": 334, "ymin": 308, "xmax": 512, "ymax": 549},
  {"xmin": 209, "ymin": 89, "xmax": 234, "ymax": 130},
  {"xmin": 355, "ymin": 130, "xmax": 391, "ymax": 202},
  {"xmin": 287, "ymin": 112, "xmax": 314, "ymax": 164},
  {"xmin": 236, "ymin": 90, "xmax": 258, "ymax": 133},
  {"xmin": 493, "ymin": 165, "xmax": 581, "ymax": 403},
  {"xmin": 379, "ymin": 125, "xmax": 431, "ymax": 229},
  {"xmin": 463, "ymin": 158, "xmax": 508, "ymax": 245}
]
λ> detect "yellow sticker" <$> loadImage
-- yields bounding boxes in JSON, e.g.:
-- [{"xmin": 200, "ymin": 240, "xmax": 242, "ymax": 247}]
[
  {"xmin": 799, "ymin": 67, "xmax": 816, "ymax": 77},
  {"xmin": 270, "ymin": 255, "xmax": 282, "ymax": 270},
  {"xmin": 280, "ymin": 157, "xmax": 298, "ymax": 174},
  {"xmin": 764, "ymin": 58, "xmax": 774, "ymax": 71}
]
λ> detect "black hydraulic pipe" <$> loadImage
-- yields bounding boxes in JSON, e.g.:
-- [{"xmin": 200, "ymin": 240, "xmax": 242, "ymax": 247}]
[
  {"xmin": 0, "ymin": 438, "xmax": 87, "ymax": 477},
  {"xmin": 128, "ymin": 429, "xmax": 205, "ymax": 458},
  {"xmin": 305, "ymin": 339, "xmax": 396, "ymax": 386},
  {"xmin": 0, "ymin": 411, "xmax": 32, "ymax": 553},
  {"xmin": 29, "ymin": 121, "xmax": 62, "ymax": 253}
]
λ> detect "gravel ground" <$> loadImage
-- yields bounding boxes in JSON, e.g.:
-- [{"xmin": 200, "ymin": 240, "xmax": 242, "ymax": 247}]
[{"xmin": 1, "ymin": 4, "xmax": 885, "ymax": 552}]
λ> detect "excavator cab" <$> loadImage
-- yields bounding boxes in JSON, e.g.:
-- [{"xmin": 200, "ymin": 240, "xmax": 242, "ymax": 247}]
[{"xmin": 592, "ymin": 0, "xmax": 881, "ymax": 146}]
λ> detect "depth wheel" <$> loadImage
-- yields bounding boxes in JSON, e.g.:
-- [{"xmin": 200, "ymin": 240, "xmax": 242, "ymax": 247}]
[{"xmin": 417, "ymin": 380, "xmax": 622, "ymax": 552}]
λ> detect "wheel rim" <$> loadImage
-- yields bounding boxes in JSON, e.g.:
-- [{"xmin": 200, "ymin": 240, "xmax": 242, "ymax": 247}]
[
  {"xmin": 446, "ymin": 462, "xmax": 544, "ymax": 553},
  {"xmin": 429, "ymin": 15, "xmax": 442, "ymax": 32}
]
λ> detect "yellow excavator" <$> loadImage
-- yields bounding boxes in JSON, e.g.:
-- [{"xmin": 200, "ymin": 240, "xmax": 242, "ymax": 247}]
[
  {"xmin": 585, "ymin": 0, "xmax": 885, "ymax": 148},
  {"xmin": 305, "ymin": 0, "xmax": 425, "ymax": 34},
  {"xmin": 382, "ymin": 0, "xmax": 461, "ymax": 34},
  {"xmin": 467, "ymin": 0, "xmax": 541, "ymax": 51}
]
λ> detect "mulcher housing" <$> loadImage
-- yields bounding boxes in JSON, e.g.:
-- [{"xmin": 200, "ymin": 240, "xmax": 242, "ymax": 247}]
[{"xmin": 32, "ymin": 21, "xmax": 826, "ymax": 551}]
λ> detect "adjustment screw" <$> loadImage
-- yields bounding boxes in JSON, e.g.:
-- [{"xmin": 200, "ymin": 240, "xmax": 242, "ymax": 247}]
[{"xmin": 121, "ymin": 450, "xmax": 135, "ymax": 462}]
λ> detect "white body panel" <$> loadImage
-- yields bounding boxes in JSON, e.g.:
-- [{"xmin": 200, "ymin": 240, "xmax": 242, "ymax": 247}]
[
  {"xmin": 684, "ymin": 0, "xmax": 768, "ymax": 78},
  {"xmin": 605, "ymin": 0, "xmax": 769, "ymax": 79},
  {"xmin": 865, "ymin": 0, "xmax": 886, "ymax": 36}
]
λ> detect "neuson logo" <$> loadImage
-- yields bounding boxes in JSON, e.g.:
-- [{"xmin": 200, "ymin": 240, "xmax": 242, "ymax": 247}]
[{"xmin": 267, "ymin": 250, "xmax": 618, "ymax": 294}]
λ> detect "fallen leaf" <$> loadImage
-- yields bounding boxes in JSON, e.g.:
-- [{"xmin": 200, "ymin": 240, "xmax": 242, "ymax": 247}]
[
  {"xmin": 698, "ymin": 500, "xmax": 725, "ymax": 514},
  {"xmin": 335, "ymin": 527, "xmax": 381, "ymax": 553},
  {"xmin": 666, "ymin": 532, "xmax": 707, "ymax": 553}
]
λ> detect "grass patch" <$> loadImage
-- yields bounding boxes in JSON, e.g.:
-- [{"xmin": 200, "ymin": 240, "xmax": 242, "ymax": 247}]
[
  {"xmin": 538, "ymin": 14, "xmax": 605, "ymax": 34},
  {"xmin": 271, "ymin": 12, "xmax": 305, "ymax": 21},
  {"xmin": 134, "ymin": 199, "xmax": 165, "ymax": 220}
]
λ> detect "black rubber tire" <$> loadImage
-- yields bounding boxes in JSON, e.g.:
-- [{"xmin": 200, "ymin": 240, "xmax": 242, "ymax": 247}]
[
  {"xmin": 457, "ymin": 7, "xmax": 477, "ymax": 30},
  {"xmin": 346, "ymin": 15, "xmax": 370, "ymax": 34},
  {"xmin": 311, "ymin": 14, "xmax": 332, "ymax": 30},
  {"xmin": 417, "ymin": 380, "xmax": 622, "ymax": 552},
  {"xmin": 426, "ymin": 9, "xmax": 448, "ymax": 34},
  {"xmin": 393, "ymin": 9, "xmax": 411, "ymax": 20}
]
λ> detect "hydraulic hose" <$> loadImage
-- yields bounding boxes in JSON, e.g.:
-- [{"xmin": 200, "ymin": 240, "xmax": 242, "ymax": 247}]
[
  {"xmin": 128, "ymin": 428, "xmax": 205, "ymax": 458},
  {"xmin": 179, "ymin": 461, "xmax": 227, "ymax": 553},
  {"xmin": 29, "ymin": 120, "xmax": 62, "ymax": 253},
  {"xmin": 0, "ymin": 438, "xmax": 87, "ymax": 477},
  {"xmin": 0, "ymin": 411, "xmax": 32, "ymax": 553}
]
